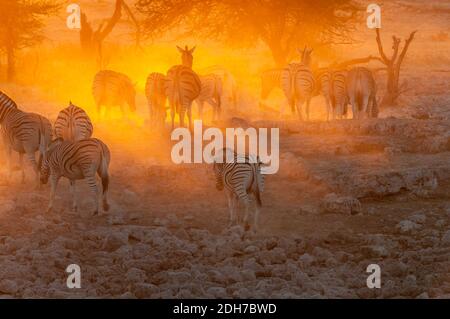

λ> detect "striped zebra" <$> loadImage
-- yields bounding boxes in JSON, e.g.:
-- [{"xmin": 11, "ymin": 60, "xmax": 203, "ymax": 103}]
[
  {"xmin": 54, "ymin": 102, "xmax": 93, "ymax": 141},
  {"xmin": 92, "ymin": 70, "xmax": 136, "ymax": 120},
  {"xmin": 145, "ymin": 72, "xmax": 167, "ymax": 127},
  {"xmin": 0, "ymin": 90, "xmax": 52, "ymax": 186},
  {"xmin": 40, "ymin": 138, "xmax": 111, "ymax": 215},
  {"xmin": 317, "ymin": 70, "xmax": 349, "ymax": 120},
  {"xmin": 213, "ymin": 148, "xmax": 265, "ymax": 231},
  {"xmin": 196, "ymin": 73, "xmax": 223, "ymax": 121},
  {"xmin": 201, "ymin": 65, "xmax": 238, "ymax": 110},
  {"xmin": 165, "ymin": 46, "xmax": 201, "ymax": 130},
  {"xmin": 346, "ymin": 67, "xmax": 378, "ymax": 119},
  {"xmin": 260, "ymin": 68, "xmax": 282, "ymax": 100},
  {"xmin": 281, "ymin": 47, "xmax": 315, "ymax": 120}
]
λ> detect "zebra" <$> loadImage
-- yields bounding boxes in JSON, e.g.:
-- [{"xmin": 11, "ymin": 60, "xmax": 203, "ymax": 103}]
[
  {"xmin": 201, "ymin": 65, "xmax": 238, "ymax": 110},
  {"xmin": 317, "ymin": 69, "xmax": 349, "ymax": 120},
  {"xmin": 281, "ymin": 47, "xmax": 315, "ymax": 120},
  {"xmin": 40, "ymin": 138, "xmax": 111, "ymax": 215},
  {"xmin": 260, "ymin": 68, "xmax": 282, "ymax": 100},
  {"xmin": 0, "ymin": 90, "xmax": 52, "ymax": 186},
  {"xmin": 92, "ymin": 70, "xmax": 136, "ymax": 120},
  {"xmin": 145, "ymin": 72, "xmax": 167, "ymax": 127},
  {"xmin": 196, "ymin": 73, "xmax": 223, "ymax": 121},
  {"xmin": 346, "ymin": 67, "xmax": 378, "ymax": 119},
  {"xmin": 54, "ymin": 102, "xmax": 93, "ymax": 141},
  {"xmin": 213, "ymin": 148, "xmax": 265, "ymax": 231},
  {"xmin": 165, "ymin": 46, "xmax": 201, "ymax": 130}
]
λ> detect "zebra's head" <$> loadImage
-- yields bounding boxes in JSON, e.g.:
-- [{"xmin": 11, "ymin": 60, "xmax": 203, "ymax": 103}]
[
  {"xmin": 177, "ymin": 45, "xmax": 196, "ymax": 68},
  {"xmin": 40, "ymin": 138, "xmax": 63, "ymax": 185}
]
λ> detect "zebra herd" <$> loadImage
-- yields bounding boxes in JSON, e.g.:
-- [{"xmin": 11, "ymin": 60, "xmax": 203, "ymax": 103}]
[
  {"xmin": 91, "ymin": 45, "xmax": 227, "ymax": 130},
  {"xmin": 262, "ymin": 47, "xmax": 379, "ymax": 120},
  {"xmin": 0, "ymin": 91, "xmax": 110, "ymax": 215},
  {"xmin": 0, "ymin": 89, "xmax": 263, "ymax": 230}
]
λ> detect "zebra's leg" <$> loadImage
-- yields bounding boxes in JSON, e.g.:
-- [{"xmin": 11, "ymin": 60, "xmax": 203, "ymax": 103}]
[
  {"xmin": 350, "ymin": 98, "xmax": 357, "ymax": 120},
  {"xmin": 196, "ymin": 100, "xmax": 204, "ymax": 119},
  {"xmin": 295, "ymin": 99, "xmax": 304, "ymax": 121},
  {"xmin": 253, "ymin": 199, "xmax": 260, "ymax": 233},
  {"xmin": 70, "ymin": 180, "xmax": 78, "ymax": 212},
  {"xmin": 226, "ymin": 191, "xmax": 236, "ymax": 227},
  {"xmin": 187, "ymin": 106, "xmax": 193, "ymax": 132},
  {"xmin": 25, "ymin": 151, "xmax": 40, "ymax": 189},
  {"xmin": 171, "ymin": 106, "xmax": 175, "ymax": 130},
  {"xmin": 361, "ymin": 95, "xmax": 370, "ymax": 120},
  {"xmin": 85, "ymin": 171, "xmax": 99, "ymax": 215},
  {"xmin": 242, "ymin": 195, "xmax": 251, "ymax": 231},
  {"xmin": 100, "ymin": 171, "xmax": 110, "ymax": 212},
  {"xmin": 47, "ymin": 174, "xmax": 60, "ymax": 213},
  {"xmin": 305, "ymin": 98, "xmax": 311, "ymax": 121},
  {"xmin": 325, "ymin": 98, "xmax": 331, "ymax": 121}
]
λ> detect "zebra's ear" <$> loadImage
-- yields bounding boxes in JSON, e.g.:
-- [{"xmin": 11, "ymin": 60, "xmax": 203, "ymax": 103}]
[
  {"xmin": 189, "ymin": 46, "xmax": 196, "ymax": 54},
  {"xmin": 176, "ymin": 45, "xmax": 184, "ymax": 53}
]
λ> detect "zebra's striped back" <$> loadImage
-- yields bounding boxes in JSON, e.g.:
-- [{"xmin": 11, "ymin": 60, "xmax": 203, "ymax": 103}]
[
  {"xmin": 198, "ymin": 74, "xmax": 223, "ymax": 102},
  {"xmin": 213, "ymin": 150, "xmax": 264, "ymax": 207},
  {"xmin": 41, "ymin": 138, "xmax": 110, "ymax": 182},
  {"xmin": 165, "ymin": 65, "xmax": 201, "ymax": 128},
  {"xmin": 293, "ymin": 64, "xmax": 315, "ymax": 100},
  {"xmin": 54, "ymin": 102, "xmax": 93, "ymax": 142},
  {"xmin": 0, "ymin": 90, "xmax": 18, "ymax": 122},
  {"xmin": 261, "ymin": 69, "xmax": 282, "ymax": 99},
  {"xmin": 92, "ymin": 70, "xmax": 136, "ymax": 112},
  {"xmin": 145, "ymin": 72, "xmax": 167, "ymax": 124}
]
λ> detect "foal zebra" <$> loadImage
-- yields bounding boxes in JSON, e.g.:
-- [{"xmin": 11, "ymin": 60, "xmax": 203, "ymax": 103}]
[
  {"xmin": 54, "ymin": 102, "xmax": 93, "ymax": 141},
  {"xmin": 40, "ymin": 138, "xmax": 111, "ymax": 215},
  {"xmin": 347, "ymin": 67, "xmax": 378, "ymax": 119},
  {"xmin": 213, "ymin": 148, "xmax": 265, "ymax": 231},
  {"xmin": 92, "ymin": 70, "xmax": 136, "ymax": 120},
  {"xmin": 281, "ymin": 47, "xmax": 315, "ymax": 120},
  {"xmin": 196, "ymin": 73, "xmax": 223, "ymax": 121},
  {"xmin": 145, "ymin": 72, "xmax": 167, "ymax": 127},
  {"xmin": 165, "ymin": 46, "xmax": 201, "ymax": 130},
  {"xmin": 0, "ymin": 90, "xmax": 52, "ymax": 185}
]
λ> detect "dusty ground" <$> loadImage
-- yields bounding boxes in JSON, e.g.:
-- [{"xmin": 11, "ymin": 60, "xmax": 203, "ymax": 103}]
[{"xmin": 0, "ymin": 0, "xmax": 450, "ymax": 299}]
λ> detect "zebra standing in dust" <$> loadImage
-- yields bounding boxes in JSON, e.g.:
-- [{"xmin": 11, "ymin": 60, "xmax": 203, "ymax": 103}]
[
  {"xmin": 201, "ymin": 65, "xmax": 238, "ymax": 110},
  {"xmin": 281, "ymin": 47, "xmax": 315, "ymax": 120},
  {"xmin": 317, "ymin": 69, "xmax": 348, "ymax": 120},
  {"xmin": 54, "ymin": 102, "xmax": 93, "ymax": 141},
  {"xmin": 0, "ymin": 90, "xmax": 52, "ymax": 186},
  {"xmin": 40, "ymin": 138, "xmax": 111, "ymax": 215},
  {"xmin": 196, "ymin": 73, "xmax": 223, "ymax": 121},
  {"xmin": 213, "ymin": 148, "xmax": 265, "ymax": 232},
  {"xmin": 145, "ymin": 72, "xmax": 167, "ymax": 127},
  {"xmin": 92, "ymin": 70, "xmax": 136, "ymax": 120},
  {"xmin": 346, "ymin": 67, "xmax": 378, "ymax": 119},
  {"xmin": 165, "ymin": 45, "xmax": 201, "ymax": 130}
]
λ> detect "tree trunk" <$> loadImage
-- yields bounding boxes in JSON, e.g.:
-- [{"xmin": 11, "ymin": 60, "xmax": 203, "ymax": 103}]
[
  {"xmin": 6, "ymin": 45, "xmax": 15, "ymax": 82},
  {"xmin": 267, "ymin": 40, "xmax": 288, "ymax": 68}
]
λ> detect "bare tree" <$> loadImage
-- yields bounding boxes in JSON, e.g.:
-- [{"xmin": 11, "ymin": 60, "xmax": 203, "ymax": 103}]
[
  {"xmin": 0, "ymin": 0, "xmax": 59, "ymax": 81},
  {"xmin": 136, "ymin": 0, "xmax": 360, "ymax": 67},
  {"xmin": 80, "ymin": 0, "xmax": 140, "ymax": 66},
  {"xmin": 374, "ymin": 28, "xmax": 417, "ymax": 106}
]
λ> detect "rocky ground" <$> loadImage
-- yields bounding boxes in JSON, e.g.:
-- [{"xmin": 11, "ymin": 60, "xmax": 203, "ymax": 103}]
[{"xmin": 0, "ymin": 113, "xmax": 449, "ymax": 298}]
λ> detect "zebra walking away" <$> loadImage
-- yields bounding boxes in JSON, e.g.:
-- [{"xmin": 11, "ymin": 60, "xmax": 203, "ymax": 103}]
[
  {"xmin": 40, "ymin": 138, "xmax": 111, "ymax": 215},
  {"xmin": 346, "ymin": 67, "xmax": 378, "ymax": 119},
  {"xmin": 0, "ymin": 90, "xmax": 52, "ymax": 186},
  {"xmin": 54, "ymin": 102, "xmax": 93, "ymax": 141},
  {"xmin": 281, "ymin": 47, "xmax": 315, "ymax": 120},
  {"xmin": 317, "ymin": 69, "xmax": 349, "ymax": 120},
  {"xmin": 165, "ymin": 46, "xmax": 201, "ymax": 130},
  {"xmin": 213, "ymin": 148, "xmax": 265, "ymax": 232},
  {"xmin": 196, "ymin": 73, "xmax": 223, "ymax": 121},
  {"xmin": 145, "ymin": 72, "xmax": 167, "ymax": 127},
  {"xmin": 92, "ymin": 70, "xmax": 136, "ymax": 120}
]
